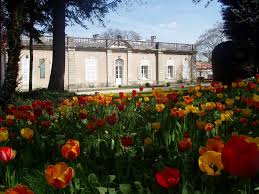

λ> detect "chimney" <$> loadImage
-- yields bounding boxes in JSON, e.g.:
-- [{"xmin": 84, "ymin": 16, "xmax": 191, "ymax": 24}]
[
  {"xmin": 93, "ymin": 34, "xmax": 100, "ymax": 39},
  {"xmin": 151, "ymin": 36, "xmax": 156, "ymax": 42},
  {"xmin": 116, "ymin": 35, "xmax": 123, "ymax": 40}
]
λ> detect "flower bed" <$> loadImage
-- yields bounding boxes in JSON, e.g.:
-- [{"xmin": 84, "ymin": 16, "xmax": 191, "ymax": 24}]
[{"xmin": 0, "ymin": 76, "xmax": 259, "ymax": 194}]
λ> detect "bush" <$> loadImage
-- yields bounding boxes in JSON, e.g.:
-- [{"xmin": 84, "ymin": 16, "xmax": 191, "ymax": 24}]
[{"xmin": 145, "ymin": 82, "xmax": 151, "ymax": 87}]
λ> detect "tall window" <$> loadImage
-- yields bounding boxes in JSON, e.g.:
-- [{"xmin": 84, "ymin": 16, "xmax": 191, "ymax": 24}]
[
  {"xmin": 85, "ymin": 57, "xmax": 97, "ymax": 81},
  {"xmin": 115, "ymin": 59, "xmax": 123, "ymax": 79},
  {"xmin": 39, "ymin": 58, "xmax": 45, "ymax": 79},
  {"xmin": 138, "ymin": 59, "xmax": 151, "ymax": 80},
  {"xmin": 141, "ymin": 66, "xmax": 149, "ymax": 79},
  {"xmin": 165, "ymin": 59, "xmax": 175, "ymax": 79}
]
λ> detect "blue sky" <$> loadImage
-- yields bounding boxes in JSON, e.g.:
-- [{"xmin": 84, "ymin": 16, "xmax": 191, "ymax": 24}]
[{"xmin": 66, "ymin": 0, "xmax": 222, "ymax": 44}]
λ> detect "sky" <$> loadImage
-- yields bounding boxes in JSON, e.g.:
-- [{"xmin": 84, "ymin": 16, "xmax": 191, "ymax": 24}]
[{"xmin": 65, "ymin": 0, "xmax": 223, "ymax": 44}]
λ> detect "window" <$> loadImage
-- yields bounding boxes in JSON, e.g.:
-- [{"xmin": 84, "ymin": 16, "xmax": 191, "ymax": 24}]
[
  {"xmin": 115, "ymin": 59, "xmax": 123, "ymax": 79},
  {"xmin": 39, "ymin": 58, "xmax": 45, "ymax": 79},
  {"xmin": 141, "ymin": 66, "xmax": 149, "ymax": 79},
  {"xmin": 165, "ymin": 59, "xmax": 175, "ymax": 79},
  {"xmin": 85, "ymin": 57, "xmax": 97, "ymax": 81},
  {"xmin": 138, "ymin": 59, "xmax": 151, "ymax": 80},
  {"xmin": 167, "ymin": 65, "xmax": 174, "ymax": 78}
]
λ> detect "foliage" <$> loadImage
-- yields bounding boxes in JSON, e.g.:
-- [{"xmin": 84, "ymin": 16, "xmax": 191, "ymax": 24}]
[
  {"xmin": 101, "ymin": 28, "xmax": 141, "ymax": 40},
  {"xmin": 193, "ymin": 0, "xmax": 259, "ymax": 73},
  {"xmin": 196, "ymin": 23, "xmax": 226, "ymax": 63},
  {"xmin": 0, "ymin": 77, "xmax": 258, "ymax": 193}
]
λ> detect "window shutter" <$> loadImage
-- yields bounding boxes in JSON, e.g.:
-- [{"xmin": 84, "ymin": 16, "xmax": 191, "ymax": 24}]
[
  {"xmin": 137, "ymin": 65, "xmax": 142, "ymax": 80},
  {"xmin": 173, "ymin": 65, "xmax": 176, "ymax": 79},
  {"xmin": 165, "ymin": 65, "xmax": 168, "ymax": 79},
  {"xmin": 39, "ymin": 59, "xmax": 45, "ymax": 78},
  {"xmin": 85, "ymin": 58, "xmax": 97, "ymax": 81},
  {"xmin": 148, "ymin": 65, "xmax": 152, "ymax": 79}
]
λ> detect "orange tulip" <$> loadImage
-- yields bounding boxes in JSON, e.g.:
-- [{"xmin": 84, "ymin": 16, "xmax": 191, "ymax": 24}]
[
  {"xmin": 61, "ymin": 139, "xmax": 80, "ymax": 161},
  {"xmin": 5, "ymin": 184, "xmax": 34, "ymax": 194},
  {"xmin": 205, "ymin": 123, "xmax": 214, "ymax": 131},
  {"xmin": 178, "ymin": 138, "xmax": 192, "ymax": 152},
  {"xmin": 45, "ymin": 162, "xmax": 74, "ymax": 189},
  {"xmin": 183, "ymin": 95, "xmax": 194, "ymax": 104},
  {"xmin": 199, "ymin": 136, "xmax": 224, "ymax": 155}
]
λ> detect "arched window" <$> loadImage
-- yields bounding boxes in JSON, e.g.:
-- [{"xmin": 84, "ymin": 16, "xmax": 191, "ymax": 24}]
[
  {"xmin": 138, "ymin": 59, "xmax": 151, "ymax": 80},
  {"xmin": 165, "ymin": 59, "xmax": 175, "ymax": 79},
  {"xmin": 85, "ymin": 57, "xmax": 97, "ymax": 81}
]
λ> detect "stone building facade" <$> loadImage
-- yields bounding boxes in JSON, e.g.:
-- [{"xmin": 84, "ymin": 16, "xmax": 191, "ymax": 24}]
[{"xmin": 1, "ymin": 36, "xmax": 196, "ymax": 90}]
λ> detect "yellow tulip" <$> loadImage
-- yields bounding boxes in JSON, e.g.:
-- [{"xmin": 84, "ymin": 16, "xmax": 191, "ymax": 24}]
[
  {"xmin": 144, "ymin": 137, "xmax": 153, "ymax": 145},
  {"xmin": 155, "ymin": 104, "xmax": 165, "ymax": 113},
  {"xmin": 0, "ymin": 127, "xmax": 9, "ymax": 142},
  {"xmin": 198, "ymin": 151, "xmax": 223, "ymax": 176},
  {"xmin": 214, "ymin": 119, "xmax": 222, "ymax": 126},
  {"xmin": 151, "ymin": 122, "xmax": 161, "ymax": 131},
  {"xmin": 242, "ymin": 108, "xmax": 252, "ymax": 118},
  {"xmin": 20, "ymin": 128, "xmax": 34, "ymax": 140}
]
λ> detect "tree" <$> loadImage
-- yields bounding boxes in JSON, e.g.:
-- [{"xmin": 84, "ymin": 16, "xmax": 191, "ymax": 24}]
[
  {"xmin": 221, "ymin": 0, "xmax": 259, "ymax": 74},
  {"xmin": 46, "ymin": 0, "xmax": 141, "ymax": 91},
  {"xmin": 47, "ymin": 0, "xmax": 65, "ymax": 91},
  {"xmin": 48, "ymin": 0, "xmax": 141, "ymax": 91},
  {"xmin": 0, "ymin": 0, "xmax": 26, "ymax": 106},
  {"xmin": 22, "ymin": 0, "xmax": 49, "ymax": 91},
  {"xmin": 101, "ymin": 28, "xmax": 141, "ymax": 40},
  {"xmin": 0, "ymin": 0, "xmax": 49, "ymax": 106},
  {"xmin": 193, "ymin": 0, "xmax": 259, "ymax": 75},
  {"xmin": 196, "ymin": 23, "xmax": 226, "ymax": 63}
]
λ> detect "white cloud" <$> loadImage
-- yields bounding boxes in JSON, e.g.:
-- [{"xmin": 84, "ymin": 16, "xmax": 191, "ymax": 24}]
[{"xmin": 159, "ymin": 22, "xmax": 177, "ymax": 30}]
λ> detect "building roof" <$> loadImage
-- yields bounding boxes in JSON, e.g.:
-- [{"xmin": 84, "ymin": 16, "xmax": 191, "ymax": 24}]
[
  {"xmin": 21, "ymin": 36, "xmax": 196, "ymax": 53},
  {"xmin": 196, "ymin": 62, "xmax": 212, "ymax": 70}
]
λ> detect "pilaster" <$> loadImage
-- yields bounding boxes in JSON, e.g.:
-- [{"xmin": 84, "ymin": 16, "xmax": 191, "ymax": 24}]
[{"xmin": 106, "ymin": 49, "xmax": 113, "ymax": 86}]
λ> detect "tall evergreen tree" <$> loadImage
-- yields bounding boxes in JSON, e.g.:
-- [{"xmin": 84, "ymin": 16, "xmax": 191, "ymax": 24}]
[
  {"xmin": 193, "ymin": 0, "xmax": 259, "ymax": 75},
  {"xmin": 0, "ymin": 0, "xmax": 49, "ymax": 106},
  {"xmin": 47, "ymin": 0, "xmax": 139, "ymax": 91},
  {"xmin": 0, "ymin": 0, "xmax": 26, "ymax": 106}
]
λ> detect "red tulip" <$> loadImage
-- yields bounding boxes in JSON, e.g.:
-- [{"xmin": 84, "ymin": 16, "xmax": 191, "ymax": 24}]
[
  {"xmin": 222, "ymin": 136, "xmax": 259, "ymax": 177},
  {"xmin": 106, "ymin": 113, "xmax": 117, "ymax": 125},
  {"xmin": 155, "ymin": 167, "xmax": 180, "ymax": 188},
  {"xmin": 139, "ymin": 86, "xmax": 144, "ymax": 91},
  {"xmin": 0, "ymin": 146, "xmax": 16, "ymax": 163},
  {"xmin": 61, "ymin": 139, "xmax": 80, "ymax": 161},
  {"xmin": 132, "ymin": 90, "xmax": 137, "ymax": 97},
  {"xmin": 121, "ymin": 136, "xmax": 134, "ymax": 147},
  {"xmin": 118, "ymin": 104, "xmax": 125, "ymax": 111}
]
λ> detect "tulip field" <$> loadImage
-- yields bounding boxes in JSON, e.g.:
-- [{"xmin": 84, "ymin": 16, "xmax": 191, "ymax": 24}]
[{"xmin": 0, "ymin": 77, "xmax": 259, "ymax": 194}]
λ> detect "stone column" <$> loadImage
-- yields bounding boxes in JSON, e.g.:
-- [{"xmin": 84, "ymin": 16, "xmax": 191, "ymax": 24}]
[
  {"xmin": 190, "ymin": 54, "xmax": 197, "ymax": 82},
  {"xmin": 157, "ymin": 50, "xmax": 164, "ymax": 84},
  {"xmin": 106, "ymin": 49, "xmax": 113, "ymax": 86},
  {"xmin": 67, "ymin": 47, "xmax": 76, "ymax": 90},
  {"xmin": 126, "ymin": 50, "xmax": 132, "ymax": 85}
]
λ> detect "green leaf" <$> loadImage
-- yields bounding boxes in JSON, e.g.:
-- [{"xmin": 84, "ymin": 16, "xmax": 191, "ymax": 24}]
[
  {"xmin": 134, "ymin": 181, "xmax": 144, "ymax": 194},
  {"xmin": 181, "ymin": 183, "xmax": 188, "ymax": 194},
  {"xmin": 88, "ymin": 173, "xmax": 99, "ymax": 185},
  {"xmin": 96, "ymin": 187, "xmax": 116, "ymax": 194},
  {"xmin": 108, "ymin": 175, "xmax": 116, "ymax": 184},
  {"xmin": 119, "ymin": 184, "xmax": 131, "ymax": 194},
  {"xmin": 96, "ymin": 187, "xmax": 107, "ymax": 194},
  {"xmin": 254, "ymin": 187, "xmax": 259, "ymax": 191},
  {"xmin": 74, "ymin": 177, "xmax": 81, "ymax": 191}
]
